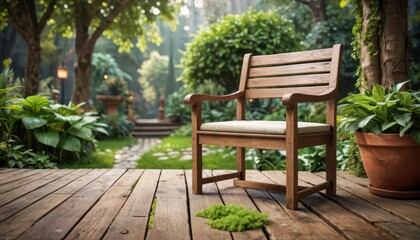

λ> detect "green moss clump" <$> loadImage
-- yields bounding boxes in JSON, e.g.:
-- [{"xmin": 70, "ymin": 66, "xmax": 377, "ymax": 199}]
[{"xmin": 196, "ymin": 204, "xmax": 268, "ymax": 232}]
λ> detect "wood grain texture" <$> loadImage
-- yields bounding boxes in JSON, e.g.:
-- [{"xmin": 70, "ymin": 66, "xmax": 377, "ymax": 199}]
[
  {"xmin": 0, "ymin": 169, "xmax": 417, "ymax": 240},
  {"xmin": 146, "ymin": 170, "xmax": 190, "ymax": 240},
  {"xmin": 104, "ymin": 170, "xmax": 159, "ymax": 240},
  {"xmin": 214, "ymin": 170, "xmax": 267, "ymax": 240},
  {"xmin": 17, "ymin": 169, "xmax": 126, "ymax": 240},
  {"xmin": 186, "ymin": 170, "xmax": 232, "ymax": 240}
]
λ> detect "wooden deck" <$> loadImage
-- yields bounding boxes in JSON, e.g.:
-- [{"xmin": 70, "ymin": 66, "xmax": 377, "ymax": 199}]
[{"xmin": 0, "ymin": 169, "xmax": 419, "ymax": 240}]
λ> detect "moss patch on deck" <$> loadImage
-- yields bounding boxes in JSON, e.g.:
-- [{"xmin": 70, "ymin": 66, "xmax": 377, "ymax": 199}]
[{"xmin": 196, "ymin": 204, "xmax": 268, "ymax": 232}]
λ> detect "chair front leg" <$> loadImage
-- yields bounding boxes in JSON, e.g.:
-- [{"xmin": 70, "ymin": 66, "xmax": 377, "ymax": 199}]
[
  {"xmin": 192, "ymin": 103, "xmax": 203, "ymax": 194},
  {"xmin": 325, "ymin": 138, "xmax": 336, "ymax": 196},
  {"xmin": 286, "ymin": 104, "xmax": 298, "ymax": 210},
  {"xmin": 192, "ymin": 137, "xmax": 203, "ymax": 194},
  {"xmin": 236, "ymin": 147, "xmax": 245, "ymax": 180}
]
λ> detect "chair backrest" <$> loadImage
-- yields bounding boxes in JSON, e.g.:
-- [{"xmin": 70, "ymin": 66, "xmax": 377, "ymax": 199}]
[{"xmin": 238, "ymin": 44, "xmax": 342, "ymax": 99}]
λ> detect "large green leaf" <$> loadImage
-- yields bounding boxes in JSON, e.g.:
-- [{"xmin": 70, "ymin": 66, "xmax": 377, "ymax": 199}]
[
  {"xmin": 54, "ymin": 113, "xmax": 81, "ymax": 122},
  {"xmin": 58, "ymin": 136, "xmax": 81, "ymax": 152},
  {"xmin": 371, "ymin": 84, "xmax": 386, "ymax": 102},
  {"xmin": 67, "ymin": 126, "xmax": 93, "ymax": 140},
  {"xmin": 34, "ymin": 129, "xmax": 59, "ymax": 148},
  {"xmin": 357, "ymin": 114, "xmax": 376, "ymax": 129},
  {"xmin": 394, "ymin": 112, "xmax": 412, "ymax": 126},
  {"xmin": 22, "ymin": 117, "xmax": 48, "ymax": 129},
  {"xmin": 21, "ymin": 96, "xmax": 49, "ymax": 115},
  {"xmin": 400, "ymin": 121, "xmax": 414, "ymax": 136}
]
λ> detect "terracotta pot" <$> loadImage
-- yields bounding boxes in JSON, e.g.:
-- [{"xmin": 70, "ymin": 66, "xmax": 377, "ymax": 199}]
[
  {"xmin": 96, "ymin": 95, "xmax": 126, "ymax": 115},
  {"xmin": 355, "ymin": 132, "xmax": 420, "ymax": 199}
]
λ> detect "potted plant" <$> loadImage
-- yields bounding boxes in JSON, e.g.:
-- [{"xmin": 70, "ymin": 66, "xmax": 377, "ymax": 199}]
[
  {"xmin": 338, "ymin": 81, "xmax": 420, "ymax": 199},
  {"xmin": 96, "ymin": 76, "xmax": 128, "ymax": 115}
]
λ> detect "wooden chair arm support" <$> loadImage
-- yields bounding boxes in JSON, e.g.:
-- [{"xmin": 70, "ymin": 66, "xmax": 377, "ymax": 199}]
[
  {"xmin": 184, "ymin": 91, "xmax": 244, "ymax": 105},
  {"xmin": 282, "ymin": 88, "xmax": 337, "ymax": 107}
]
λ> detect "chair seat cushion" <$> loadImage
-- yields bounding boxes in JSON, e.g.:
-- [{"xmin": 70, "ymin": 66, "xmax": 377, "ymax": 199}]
[{"xmin": 200, "ymin": 120, "xmax": 331, "ymax": 135}]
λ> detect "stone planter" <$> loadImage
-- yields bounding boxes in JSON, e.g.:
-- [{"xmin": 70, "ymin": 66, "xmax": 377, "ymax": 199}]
[
  {"xmin": 355, "ymin": 132, "xmax": 420, "ymax": 199},
  {"xmin": 96, "ymin": 95, "xmax": 126, "ymax": 115}
]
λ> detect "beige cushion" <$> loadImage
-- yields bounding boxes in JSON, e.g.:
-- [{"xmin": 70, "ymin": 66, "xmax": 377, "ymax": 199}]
[{"xmin": 200, "ymin": 120, "xmax": 331, "ymax": 135}]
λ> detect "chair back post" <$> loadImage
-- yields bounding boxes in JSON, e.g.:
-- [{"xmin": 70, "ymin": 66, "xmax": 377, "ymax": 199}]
[{"xmin": 236, "ymin": 53, "xmax": 252, "ymax": 120}]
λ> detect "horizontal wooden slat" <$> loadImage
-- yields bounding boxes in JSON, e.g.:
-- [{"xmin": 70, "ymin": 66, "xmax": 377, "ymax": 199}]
[
  {"xmin": 245, "ymin": 86, "xmax": 330, "ymax": 99},
  {"xmin": 202, "ymin": 172, "xmax": 241, "ymax": 184},
  {"xmin": 251, "ymin": 48, "xmax": 333, "ymax": 67},
  {"xmin": 247, "ymin": 74, "xmax": 330, "ymax": 88},
  {"xmin": 249, "ymin": 62, "xmax": 331, "ymax": 78},
  {"xmin": 233, "ymin": 179, "xmax": 307, "ymax": 192},
  {"xmin": 199, "ymin": 134, "xmax": 287, "ymax": 150}
]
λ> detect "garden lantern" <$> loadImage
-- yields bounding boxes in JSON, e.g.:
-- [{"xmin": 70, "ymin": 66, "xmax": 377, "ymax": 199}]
[{"xmin": 56, "ymin": 61, "xmax": 68, "ymax": 104}]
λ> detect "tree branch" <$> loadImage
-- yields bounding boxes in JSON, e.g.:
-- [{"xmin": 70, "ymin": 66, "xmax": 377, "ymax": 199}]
[
  {"xmin": 37, "ymin": 0, "xmax": 57, "ymax": 35},
  {"xmin": 88, "ymin": 0, "xmax": 132, "ymax": 48}
]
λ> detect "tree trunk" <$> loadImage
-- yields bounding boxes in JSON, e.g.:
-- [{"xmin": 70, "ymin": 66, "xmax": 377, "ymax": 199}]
[
  {"xmin": 72, "ymin": 0, "xmax": 131, "ymax": 111},
  {"xmin": 360, "ymin": 0, "xmax": 381, "ymax": 90},
  {"xmin": 359, "ymin": 0, "xmax": 409, "ymax": 91},
  {"xmin": 24, "ymin": 38, "xmax": 41, "ymax": 97},
  {"xmin": 379, "ymin": 0, "xmax": 409, "ymax": 90},
  {"xmin": 73, "ymin": 50, "xmax": 93, "ymax": 111},
  {"xmin": 296, "ymin": 0, "xmax": 327, "ymax": 23}
]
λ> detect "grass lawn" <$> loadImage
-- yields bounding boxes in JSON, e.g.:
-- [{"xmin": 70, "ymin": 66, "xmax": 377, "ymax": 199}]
[
  {"xmin": 137, "ymin": 136, "xmax": 254, "ymax": 169},
  {"xmin": 58, "ymin": 137, "xmax": 137, "ymax": 168}
]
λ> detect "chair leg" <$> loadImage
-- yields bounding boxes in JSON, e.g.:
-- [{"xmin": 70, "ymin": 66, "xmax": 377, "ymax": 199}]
[
  {"xmin": 286, "ymin": 146, "xmax": 298, "ymax": 210},
  {"xmin": 325, "ymin": 140, "xmax": 337, "ymax": 196},
  {"xmin": 236, "ymin": 147, "xmax": 245, "ymax": 180},
  {"xmin": 192, "ymin": 136, "xmax": 203, "ymax": 194}
]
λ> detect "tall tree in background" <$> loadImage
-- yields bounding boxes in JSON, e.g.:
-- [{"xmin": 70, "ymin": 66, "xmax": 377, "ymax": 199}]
[
  {"xmin": 0, "ymin": 0, "xmax": 57, "ymax": 97},
  {"xmin": 55, "ymin": 0, "xmax": 178, "ymax": 110},
  {"xmin": 295, "ymin": 0, "xmax": 327, "ymax": 22},
  {"xmin": 351, "ymin": 0, "xmax": 410, "ymax": 90}
]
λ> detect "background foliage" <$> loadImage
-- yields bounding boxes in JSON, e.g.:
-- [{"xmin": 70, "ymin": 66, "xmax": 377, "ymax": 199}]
[{"xmin": 178, "ymin": 9, "xmax": 300, "ymax": 93}]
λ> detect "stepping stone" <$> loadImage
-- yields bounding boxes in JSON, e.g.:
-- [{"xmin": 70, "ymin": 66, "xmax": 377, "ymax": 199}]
[
  {"xmin": 168, "ymin": 151, "xmax": 180, "ymax": 156},
  {"xmin": 152, "ymin": 152, "xmax": 166, "ymax": 157},
  {"xmin": 180, "ymin": 155, "xmax": 192, "ymax": 161},
  {"xmin": 158, "ymin": 156, "xmax": 169, "ymax": 161}
]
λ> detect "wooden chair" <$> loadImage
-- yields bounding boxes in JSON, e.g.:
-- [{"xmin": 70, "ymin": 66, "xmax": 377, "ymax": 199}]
[{"xmin": 184, "ymin": 44, "xmax": 343, "ymax": 209}]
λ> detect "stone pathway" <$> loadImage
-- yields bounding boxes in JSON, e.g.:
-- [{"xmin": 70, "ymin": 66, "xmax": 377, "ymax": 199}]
[
  {"xmin": 113, "ymin": 138, "xmax": 162, "ymax": 168},
  {"xmin": 112, "ymin": 138, "xmax": 226, "ymax": 168},
  {"xmin": 151, "ymin": 147, "xmax": 223, "ymax": 161}
]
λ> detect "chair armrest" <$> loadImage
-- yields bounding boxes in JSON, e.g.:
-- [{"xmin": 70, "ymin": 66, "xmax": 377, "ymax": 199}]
[
  {"xmin": 184, "ymin": 91, "xmax": 244, "ymax": 105},
  {"xmin": 282, "ymin": 88, "xmax": 336, "ymax": 107}
]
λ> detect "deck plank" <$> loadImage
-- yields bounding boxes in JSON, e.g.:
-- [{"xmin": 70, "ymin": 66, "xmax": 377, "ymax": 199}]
[
  {"xmin": 0, "ymin": 169, "xmax": 65, "ymax": 206},
  {"xmin": 213, "ymin": 170, "xmax": 267, "ymax": 240},
  {"xmin": 0, "ymin": 169, "xmax": 88, "ymax": 222},
  {"xmin": 104, "ymin": 169, "xmax": 158, "ymax": 240},
  {"xmin": 146, "ymin": 170, "xmax": 190, "ymax": 240},
  {"xmin": 0, "ymin": 169, "xmax": 57, "ymax": 193},
  {"xmin": 0, "ymin": 169, "xmax": 34, "ymax": 183},
  {"xmin": 321, "ymin": 172, "xmax": 420, "ymax": 226},
  {"xmin": 65, "ymin": 170, "xmax": 141, "ymax": 240},
  {"xmin": 186, "ymin": 170, "xmax": 232, "ymax": 240},
  {"xmin": 247, "ymin": 170, "xmax": 343, "ymax": 239},
  {"xmin": 17, "ymin": 169, "xmax": 126, "ymax": 240},
  {"xmin": 0, "ymin": 193, "xmax": 71, "ymax": 239},
  {"xmin": 0, "ymin": 168, "xmax": 19, "ymax": 174},
  {"xmin": 0, "ymin": 169, "xmax": 417, "ymax": 240},
  {"xmin": 297, "ymin": 172, "xmax": 395, "ymax": 240}
]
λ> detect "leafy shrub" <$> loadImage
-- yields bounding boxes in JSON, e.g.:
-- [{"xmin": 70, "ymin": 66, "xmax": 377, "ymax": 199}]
[
  {"xmin": 196, "ymin": 204, "xmax": 268, "ymax": 232},
  {"xmin": 97, "ymin": 114, "xmax": 134, "ymax": 139},
  {"xmin": 0, "ymin": 142, "xmax": 56, "ymax": 169},
  {"xmin": 165, "ymin": 86, "xmax": 191, "ymax": 123},
  {"xmin": 179, "ymin": 9, "xmax": 300, "ymax": 93},
  {"xmin": 138, "ymin": 51, "xmax": 169, "ymax": 103}
]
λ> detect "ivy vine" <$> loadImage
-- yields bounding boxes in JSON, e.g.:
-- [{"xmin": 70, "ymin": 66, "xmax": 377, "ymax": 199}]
[{"xmin": 350, "ymin": 0, "xmax": 381, "ymax": 88}]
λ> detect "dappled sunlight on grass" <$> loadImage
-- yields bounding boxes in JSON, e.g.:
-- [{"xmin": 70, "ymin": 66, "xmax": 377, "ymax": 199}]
[{"xmin": 137, "ymin": 136, "xmax": 254, "ymax": 170}]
